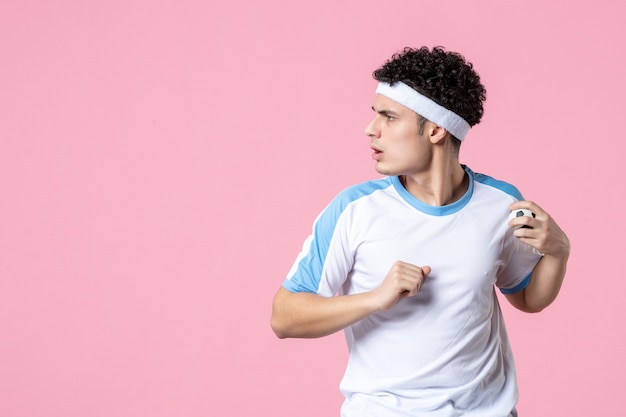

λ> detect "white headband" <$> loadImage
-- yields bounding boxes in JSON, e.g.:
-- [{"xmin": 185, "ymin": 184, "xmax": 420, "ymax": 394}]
[{"xmin": 375, "ymin": 81, "xmax": 471, "ymax": 141}]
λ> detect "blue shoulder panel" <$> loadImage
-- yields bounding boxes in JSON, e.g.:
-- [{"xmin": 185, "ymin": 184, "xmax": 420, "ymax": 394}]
[
  {"xmin": 472, "ymin": 170, "xmax": 524, "ymax": 200},
  {"xmin": 283, "ymin": 178, "xmax": 393, "ymax": 293}
]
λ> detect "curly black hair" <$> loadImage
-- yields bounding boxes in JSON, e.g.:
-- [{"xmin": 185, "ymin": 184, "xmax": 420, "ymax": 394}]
[{"xmin": 373, "ymin": 47, "xmax": 486, "ymax": 128}]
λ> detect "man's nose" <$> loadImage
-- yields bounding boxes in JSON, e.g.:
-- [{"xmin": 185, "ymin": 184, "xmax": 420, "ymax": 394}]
[{"xmin": 364, "ymin": 116, "xmax": 380, "ymax": 138}]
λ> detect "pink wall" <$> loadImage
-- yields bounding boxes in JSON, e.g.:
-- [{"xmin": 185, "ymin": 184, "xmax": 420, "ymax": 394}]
[{"xmin": 1, "ymin": 1, "xmax": 623, "ymax": 416}]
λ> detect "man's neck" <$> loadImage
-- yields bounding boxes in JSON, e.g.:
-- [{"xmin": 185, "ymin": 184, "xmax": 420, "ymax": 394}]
[{"xmin": 401, "ymin": 159, "xmax": 468, "ymax": 207}]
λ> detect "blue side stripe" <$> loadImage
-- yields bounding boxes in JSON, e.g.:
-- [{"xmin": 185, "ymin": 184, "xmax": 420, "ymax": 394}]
[
  {"xmin": 500, "ymin": 272, "xmax": 531, "ymax": 294},
  {"xmin": 283, "ymin": 178, "xmax": 393, "ymax": 293}
]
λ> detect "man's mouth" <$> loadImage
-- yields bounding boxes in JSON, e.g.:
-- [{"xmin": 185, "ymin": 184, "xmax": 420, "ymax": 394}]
[{"xmin": 371, "ymin": 145, "xmax": 382, "ymax": 160}]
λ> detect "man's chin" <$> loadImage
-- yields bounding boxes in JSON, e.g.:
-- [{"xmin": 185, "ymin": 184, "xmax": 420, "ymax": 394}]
[{"xmin": 374, "ymin": 163, "xmax": 394, "ymax": 176}]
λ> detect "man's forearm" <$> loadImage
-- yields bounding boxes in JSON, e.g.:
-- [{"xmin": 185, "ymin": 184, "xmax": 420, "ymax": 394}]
[{"xmin": 270, "ymin": 287, "xmax": 378, "ymax": 339}]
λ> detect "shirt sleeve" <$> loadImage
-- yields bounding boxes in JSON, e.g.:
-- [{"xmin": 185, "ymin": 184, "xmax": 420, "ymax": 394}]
[
  {"xmin": 282, "ymin": 194, "xmax": 356, "ymax": 297},
  {"xmin": 496, "ymin": 228, "xmax": 543, "ymax": 294}
]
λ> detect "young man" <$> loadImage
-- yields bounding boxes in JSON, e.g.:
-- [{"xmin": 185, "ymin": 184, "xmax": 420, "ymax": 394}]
[{"xmin": 271, "ymin": 47, "xmax": 570, "ymax": 417}]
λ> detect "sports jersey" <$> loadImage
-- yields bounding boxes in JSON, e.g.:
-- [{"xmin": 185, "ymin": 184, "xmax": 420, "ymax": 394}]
[{"xmin": 282, "ymin": 165, "xmax": 542, "ymax": 417}]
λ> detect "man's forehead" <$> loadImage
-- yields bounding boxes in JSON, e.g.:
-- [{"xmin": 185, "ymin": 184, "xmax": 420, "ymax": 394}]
[{"xmin": 373, "ymin": 94, "xmax": 415, "ymax": 114}]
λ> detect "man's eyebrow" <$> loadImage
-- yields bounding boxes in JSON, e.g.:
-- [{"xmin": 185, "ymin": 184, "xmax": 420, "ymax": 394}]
[{"xmin": 372, "ymin": 106, "xmax": 399, "ymax": 117}]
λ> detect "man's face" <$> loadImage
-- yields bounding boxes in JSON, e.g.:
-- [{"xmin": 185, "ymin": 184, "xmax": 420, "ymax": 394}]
[{"xmin": 365, "ymin": 94, "xmax": 431, "ymax": 177}]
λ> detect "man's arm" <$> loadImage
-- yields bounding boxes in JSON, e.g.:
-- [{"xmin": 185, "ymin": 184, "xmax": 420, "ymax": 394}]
[
  {"xmin": 504, "ymin": 201, "xmax": 570, "ymax": 313},
  {"xmin": 271, "ymin": 261, "xmax": 431, "ymax": 338}
]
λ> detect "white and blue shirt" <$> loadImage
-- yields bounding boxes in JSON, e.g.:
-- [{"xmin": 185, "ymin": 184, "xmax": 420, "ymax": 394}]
[{"xmin": 283, "ymin": 166, "xmax": 541, "ymax": 417}]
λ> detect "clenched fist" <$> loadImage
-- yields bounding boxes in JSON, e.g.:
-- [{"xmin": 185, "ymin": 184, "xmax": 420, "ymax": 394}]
[{"xmin": 371, "ymin": 260, "xmax": 431, "ymax": 311}]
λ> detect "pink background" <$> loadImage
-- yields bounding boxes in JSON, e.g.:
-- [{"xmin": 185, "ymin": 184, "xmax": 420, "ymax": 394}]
[{"xmin": 1, "ymin": 1, "xmax": 624, "ymax": 416}]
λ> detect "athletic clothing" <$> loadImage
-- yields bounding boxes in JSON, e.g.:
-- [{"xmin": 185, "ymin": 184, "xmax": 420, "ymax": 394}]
[{"xmin": 283, "ymin": 166, "xmax": 542, "ymax": 417}]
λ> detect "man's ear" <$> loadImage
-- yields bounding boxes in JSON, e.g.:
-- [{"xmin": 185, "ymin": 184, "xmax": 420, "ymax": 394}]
[{"xmin": 428, "ymin": 124, "xmax": 449, "ymax": 145}]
